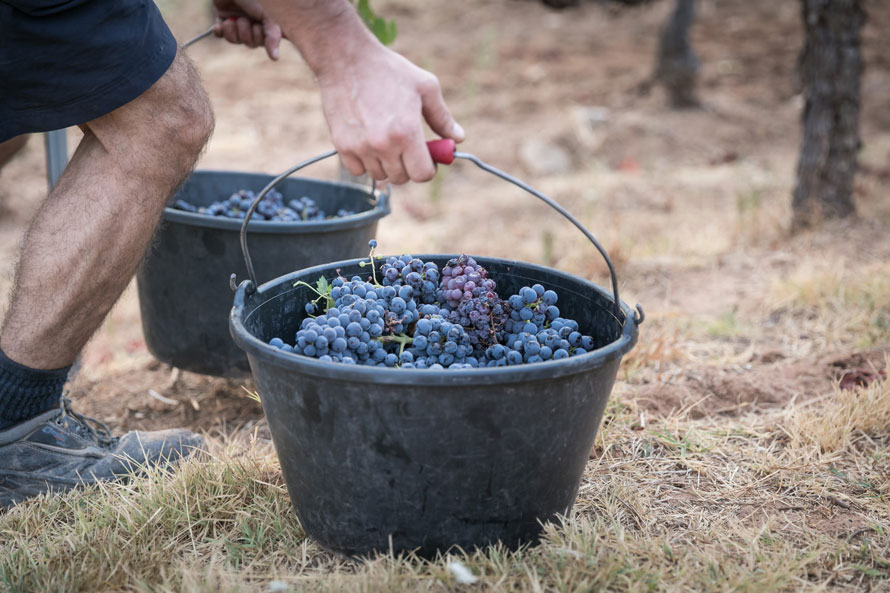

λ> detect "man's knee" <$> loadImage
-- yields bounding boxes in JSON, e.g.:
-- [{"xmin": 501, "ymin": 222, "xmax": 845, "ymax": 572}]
[
  {"xmin": 87, "ymin": 51, "xmax": 213, "ymax": 171},
  {"xmin": 159, "ymin": 53, "xmax": 214, "ymax": 161}
]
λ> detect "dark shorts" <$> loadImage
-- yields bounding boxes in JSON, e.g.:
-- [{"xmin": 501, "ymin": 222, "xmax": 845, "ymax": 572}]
[{"xmin": 0, "ymin": 0, "xmax": 177, "ymax": 142}]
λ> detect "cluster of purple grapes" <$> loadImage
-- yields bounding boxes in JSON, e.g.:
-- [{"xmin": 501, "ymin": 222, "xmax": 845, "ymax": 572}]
[
  {"xmin": 403, "ymin": 316, "xmax": 478, "ymax": 369},
  {"xmin": 379, "ymin": 255, "xmax": 440, "ymax": 304},
  {"xmin": 498, "ymin": 284, "xmax": 594, "ymax": 363},
  {"xmin": 267, "ymin": 241, "xmax": 600, "ymax": 369},
  {"xmin": 438, "ymin": 255, "xmax": 505, "ymax": 352},
  {"xmin": 173, "ymin": 189, "xmax": 354, "ymax": 221}
]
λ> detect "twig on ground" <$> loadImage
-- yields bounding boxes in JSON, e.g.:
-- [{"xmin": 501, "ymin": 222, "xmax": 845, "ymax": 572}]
[{"xmin": 147, "ymin": 389, "xmax": 179, "ymax": 406}]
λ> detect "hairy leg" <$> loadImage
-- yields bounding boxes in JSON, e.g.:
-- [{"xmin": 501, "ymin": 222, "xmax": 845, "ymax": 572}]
[{"xmin": 0, "ymin": 51, "xmax": 214, "ymax": 370}]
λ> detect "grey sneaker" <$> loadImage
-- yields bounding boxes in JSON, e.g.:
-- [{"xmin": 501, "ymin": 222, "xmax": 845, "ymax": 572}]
[{"xmin": 0, "ymin": 398, "xmax": 205, "ymax": 510}]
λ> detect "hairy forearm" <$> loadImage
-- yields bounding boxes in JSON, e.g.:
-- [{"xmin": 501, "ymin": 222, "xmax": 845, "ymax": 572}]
[
  {"xmin": 256, "ymin": 0, "xmax": 376, "ymax": 78},
  {"xmin": 232, "ymin": 0, "xmax": 463, "ymax": 183}
]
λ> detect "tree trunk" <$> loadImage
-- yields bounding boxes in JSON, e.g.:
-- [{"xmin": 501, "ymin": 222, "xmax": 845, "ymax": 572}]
[
  {"xmin": 655, "ymin": 0, "xmax": 699, "ymax": 109},
  {"xmin": 791, "ymin": 0, "xmax": 864, "ymax": 231}
]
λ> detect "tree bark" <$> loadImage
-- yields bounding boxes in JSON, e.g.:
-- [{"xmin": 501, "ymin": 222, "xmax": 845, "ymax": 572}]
[
  {"xmin": 792, "ymin": 0, "xmax": 864, "ymax": 231},
  {"xmin": 655, "ymin": 0, "xmax": 699, "ymax": 109}
]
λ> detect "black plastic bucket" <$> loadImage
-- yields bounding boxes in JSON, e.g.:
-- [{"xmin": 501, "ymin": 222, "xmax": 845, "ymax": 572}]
[
  {"xmin": 231, "ymin": 256, "xmax": 638, "ymax": 557},
  {"xmin": 228, "ymin": 143, "xmax": 643, "ymax": 557},
  {"xmin": 136, "ymin": 169, "xmax": 390, "ymax": 377}
]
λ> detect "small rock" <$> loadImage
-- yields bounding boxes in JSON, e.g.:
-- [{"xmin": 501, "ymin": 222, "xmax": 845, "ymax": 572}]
[
  {"xmin": 519, "ymin": 138, "xmax": 572, "ymax": 176},
  {"xmin": 572, "ymin": 106, "xmax": 609, "ymax": 151},
  {"xmin": 573, "ymin": 105, "xmax": 610, "ymax": 127},
  {"xmin": 447, "ymin": 561, "xmax": 479, "ymax": 585}
]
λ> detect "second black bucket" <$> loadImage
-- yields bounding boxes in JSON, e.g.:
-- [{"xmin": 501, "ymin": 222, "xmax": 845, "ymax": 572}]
[{"xmin": 136, "ymin": 170, "xmax": 389, "ymax": 377}]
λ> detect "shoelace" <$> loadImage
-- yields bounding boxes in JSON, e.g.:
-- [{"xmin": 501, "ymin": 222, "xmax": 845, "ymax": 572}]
[{"xmin": 58, "ymin": 397, "xmax": 116, "ymax": 447}]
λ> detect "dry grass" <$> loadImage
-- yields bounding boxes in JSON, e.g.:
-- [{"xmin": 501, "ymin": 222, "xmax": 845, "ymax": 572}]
[
  {"xmin": 3, "ymin": 372, "xmax": 889, "ymax": 592},
  {"xmin": 786, "ymin": 356, "xmax": 890, "ymax": 453},
  {"xmin": 770, "ymin": 262, "xmax": 890, "ymax": 350}
]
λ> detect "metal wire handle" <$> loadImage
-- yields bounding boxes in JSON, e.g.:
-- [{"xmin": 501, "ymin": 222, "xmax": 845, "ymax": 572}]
[
  {"xmin": 237, "ymin": 143, "xmax": 643, "ymax": 326},
  {"xmin": 237, "ymin": 151, "xmax": 386, "ymax": 291},
  {"xmin": 450, "ymin": 150, "xmax": 640, "ymax": 324},
  {"xmin": 183, "ymin": 26, "xmax": 215, "ymax": 49}
]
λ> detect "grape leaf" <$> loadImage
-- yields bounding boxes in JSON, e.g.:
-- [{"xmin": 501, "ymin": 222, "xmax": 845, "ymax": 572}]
[
  {"xmin": 315, "ymin": 276, "xmax": 335, "ymax": 310},
  {"xmin": 316, "ymin": 275, "xmax": 330, "ymax": 296},
  {"xmin": 354, "ymin": 0, "xmax": 398, "ymax": 46}
]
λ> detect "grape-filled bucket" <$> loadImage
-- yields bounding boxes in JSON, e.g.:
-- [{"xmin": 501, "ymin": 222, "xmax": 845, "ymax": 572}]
[
  {"xmin": 229, "ymin": 141, "xmax": 643, "ymax": 556},
  {"xmin": 136, "ymin": 169, "xmax": 390, "ymax": 377}
]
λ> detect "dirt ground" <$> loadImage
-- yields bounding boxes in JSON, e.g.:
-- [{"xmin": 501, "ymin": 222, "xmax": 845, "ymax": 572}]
[{"xmin": 0, "ymin": 0, "xmax": 888, "ymax": 448}]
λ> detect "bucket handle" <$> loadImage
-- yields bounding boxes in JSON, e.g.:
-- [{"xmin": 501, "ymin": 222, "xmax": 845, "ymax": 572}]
[
  {"xmin": 236, "ymin": 151, "xmax": 389, "ymax": 291},
  {"xmin": 428, "ymin": 139, "xmax": 643, "ymax": 326},
  {"xmin": 237, "ymin": 142, "xmax": 643, "ymax": 326}
]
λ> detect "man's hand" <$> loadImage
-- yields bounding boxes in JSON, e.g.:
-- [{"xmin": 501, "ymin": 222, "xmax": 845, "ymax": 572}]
[
  {"xmin": 220, "ymin": 0, "xmax": 465, "ymax": 184},
  {"xmin": 317, "ymin": 46, "xmax": 465, "ymax": 184},
  {"xmin": 212, "ymin": 0, "xmax": 282, "ymax": 60}
]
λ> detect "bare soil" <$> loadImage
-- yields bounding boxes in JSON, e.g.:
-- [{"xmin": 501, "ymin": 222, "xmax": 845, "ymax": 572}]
[
  {"xmin": 635, "ymin": 349, "xmax": 888, "ymax": 419},
  {"xmin": 0, "ymin": 0, "xmax": 888, "ymax": 436}
]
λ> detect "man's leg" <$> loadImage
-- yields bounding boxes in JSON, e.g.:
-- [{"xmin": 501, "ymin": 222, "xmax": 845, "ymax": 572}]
[
  {"xmin": 1, "ymin": 50, "xmax": 213, "ymax": 372},
  {"xmin": 0, "ymin": 135, "xmax": 29, "ymax": 170},
  {"xmin": 0, "ymin": 51, "xmax": 213, "ymax": 509}
]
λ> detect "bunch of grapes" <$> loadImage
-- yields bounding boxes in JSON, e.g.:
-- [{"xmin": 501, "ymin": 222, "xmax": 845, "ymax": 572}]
[
  {"xmin": 267, "ymin": 241, "xmax": 601, "ymax": 369},
  {"xmin": 379, "ymin": 255, "xmax": 441, "ymax": 304},
  {"xmin": 438, "ymin": 255, "xmax": 506, "ymax": 355},
  {"xmin": 402, "ymin": 316, "xmax": 478, "ymax": 369},
  {"xmin": 276, "ymin": 272, "xmax": 422, "ymax": 366},
  {"xmin": 173, "ymin": 189, "xmax": 354, "ymax": 222}
]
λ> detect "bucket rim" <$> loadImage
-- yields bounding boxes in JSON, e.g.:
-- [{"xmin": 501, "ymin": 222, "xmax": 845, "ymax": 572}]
[
  {"xmin": 230, "ymin": 254, "xmax": 639, "ymax": 386},
  {"xmin": 162, "ymin": 171, "xmax": 390, "ymax": 234}
]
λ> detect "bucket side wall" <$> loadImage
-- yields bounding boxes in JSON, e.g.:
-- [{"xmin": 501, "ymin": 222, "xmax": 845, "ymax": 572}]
[
  {"xmin": 137, "ymin": 223, "xmax": 379, "ymax": 376},
  {"xmin": 137, "ymin": 173, "xmax": 385, "ymax": 377},
  {"xmin": 250, "ymin": 352, "xmax": 620, "ymax": 557}
]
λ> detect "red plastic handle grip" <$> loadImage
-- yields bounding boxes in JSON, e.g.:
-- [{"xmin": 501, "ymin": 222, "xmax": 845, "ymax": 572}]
[{"xmin": 427, "ymin": 139, "xmax": 455, "ymax": 165}]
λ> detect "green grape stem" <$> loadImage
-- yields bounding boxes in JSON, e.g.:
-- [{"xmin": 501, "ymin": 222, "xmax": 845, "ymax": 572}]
[
  {"xmin": 358, "ymin": 246, "xmax": 385, "ymax": 288},
  {"xmin": 293, "ymin": 280, "xmax": 334, "ymax": 310},
  {"xmin": 373, "ymin": 333, "xmax": 413, "ymax": 355}
]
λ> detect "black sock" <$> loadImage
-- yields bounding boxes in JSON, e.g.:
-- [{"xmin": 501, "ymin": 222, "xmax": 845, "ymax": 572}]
[{"xmin": 0, "ymin": 348, "xmax": 71, "ymax": 430}]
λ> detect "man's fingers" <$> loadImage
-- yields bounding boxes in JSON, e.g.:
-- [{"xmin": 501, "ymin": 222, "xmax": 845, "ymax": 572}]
[
  {"xmin": 220, "ymin": 18, "xmax": 239, "ymax": 44},
  {"xmin": 252, "ymin": 22, "xmax": 265, "ymax": 48},
  {"xmin": 401, "ymin": 131, "xmax": 437, "ymax": 182},
  {"xmin": 361, "ymin": 155, "xmax": 387, "ymax": 181},
  {"xmin": 380, "ymin": 153, "xmax": 410, "ymax": 185},
  {"xmin": 420, "ymin": 77, "xmax": 465, "ymax": 143},
  {"xmin": 339, "ymin": 153, "xmax": 366, "ymax": 177},
  {"xmin": 263, "ymin": 22, "xmax": 282, "ymax": 60},
  {"xmin": 236, "ymin": 17, "xmax": 256, "ymax": 47}
]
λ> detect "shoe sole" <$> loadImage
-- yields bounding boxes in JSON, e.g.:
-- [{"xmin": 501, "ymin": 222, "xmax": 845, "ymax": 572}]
[{"xmin": 0, "ymin": 472, "xmax": 86, "ymax": 511}]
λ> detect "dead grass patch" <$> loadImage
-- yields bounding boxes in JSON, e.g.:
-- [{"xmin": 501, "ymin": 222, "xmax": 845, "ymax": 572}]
[
  {"xmin": 3, "ymin": 389, "xmax": 889, "ymax": 592},
  {"xmin": 785, "ymin": 356, "xmax": 890, "ymax": 453},
  {"xmin": 770, "ymin": 262, "xmax": 890, "ymax": 349}
]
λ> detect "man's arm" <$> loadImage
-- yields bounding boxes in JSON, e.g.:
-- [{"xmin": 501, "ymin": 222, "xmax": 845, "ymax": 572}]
[{"xmin": 212, "ymin": 0, "xmax": 464, "ymax": 184}]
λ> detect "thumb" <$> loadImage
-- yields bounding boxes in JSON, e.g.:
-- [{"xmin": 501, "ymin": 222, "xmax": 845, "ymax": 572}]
[
  {"xmin": 420, "ymin": 81, "xmax": 465, "ymax": 143},
  {"xmin": 263, "ymin": 20, "xmax": 282, "ymax": 60}
]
